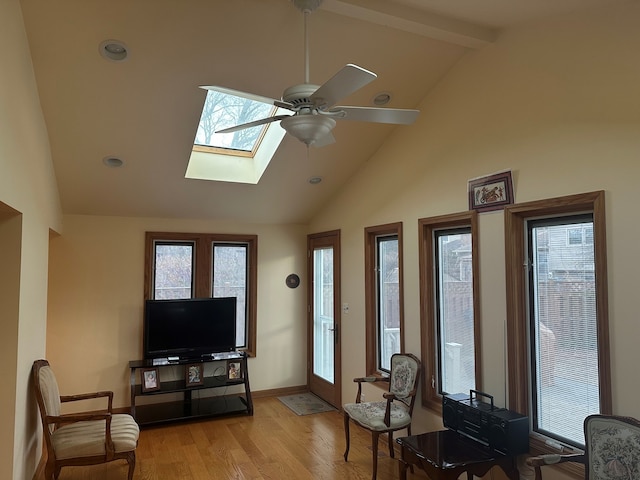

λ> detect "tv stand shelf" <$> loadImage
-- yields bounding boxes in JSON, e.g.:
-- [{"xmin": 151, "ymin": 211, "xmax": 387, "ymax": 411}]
[{"xmin": 129, "ymin": 352, "xmax": 252, "ymax": 427}]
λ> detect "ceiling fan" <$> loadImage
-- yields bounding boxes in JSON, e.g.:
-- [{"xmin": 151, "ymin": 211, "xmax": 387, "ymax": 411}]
[{"xmin": 200, "ymin": 0, "xmax": 420, "ymax": 147}]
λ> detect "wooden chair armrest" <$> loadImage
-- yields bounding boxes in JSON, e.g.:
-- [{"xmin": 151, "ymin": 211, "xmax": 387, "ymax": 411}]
[
  {"xmin": 526, "ymin": 453, "xmax": 585, "ymax": 467},
  {"xmin": 353, "ymin": 376, "xmax": 389, "ymax": 403},
  {"xmin": 353, "ymin": 376, "xmax": 386, "ymax": 383},
  {"xmin": 47, "ymin": 411, "xmax": 111, "ymax": 426},
  {"xmin": 61, "ymin": 390, "xmax": 114, "ymax": 412},
  {"xmin": 46, "ymin": 412, "xmax": 116, "ymax": 457}
]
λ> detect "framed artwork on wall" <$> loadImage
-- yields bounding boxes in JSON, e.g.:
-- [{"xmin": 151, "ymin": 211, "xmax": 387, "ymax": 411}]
[{"xmin": 468, "ymin": 170, "xmax": 514, "ymax": 212}]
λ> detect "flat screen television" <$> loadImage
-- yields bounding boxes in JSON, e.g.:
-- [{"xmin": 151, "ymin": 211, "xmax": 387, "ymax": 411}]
[{"xmin": 143, "ymin": 297, "xmax": 237, "ymax": 360}]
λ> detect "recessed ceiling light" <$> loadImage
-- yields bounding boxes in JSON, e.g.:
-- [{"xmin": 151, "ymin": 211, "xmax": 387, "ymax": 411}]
[
  {"xmin": 99, "ymin": 40, "xmax": 129, "ymax": 62},
  {"xmin": 103, "ymin": 156, "xmax": 124, "ymax": 168},
  {"xmin": 308, "ymin": 176, "xmax": 322, "ymax": 185},
  {"xmin": 372, "ymin": 92, "xmax": 391, "ymax": 106}
]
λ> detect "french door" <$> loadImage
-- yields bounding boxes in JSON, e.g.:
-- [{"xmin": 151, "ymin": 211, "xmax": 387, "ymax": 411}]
[{"xmin": 307, "ymin": 230, "xmax": 341, "ymax": 408}]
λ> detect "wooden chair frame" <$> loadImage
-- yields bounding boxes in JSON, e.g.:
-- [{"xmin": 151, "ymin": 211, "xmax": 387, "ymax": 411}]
[
  {"xmin": 526, "ymin": 414, "xmax": 640, "ymax": 480},
  {"xmin": 32, "ymin": 359, "xmax": 137, "ymax": 480},
  {"xmin": 343, "ymin": 353, "xmax": 421, "ymax": 480}
]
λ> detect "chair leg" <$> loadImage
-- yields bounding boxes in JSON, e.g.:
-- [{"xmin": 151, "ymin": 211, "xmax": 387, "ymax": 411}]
[
  {"xmin": 127, "ymin": 451, "xmax": 136, "ymax": 480},
  {"xmin": 371, "ymin": 431, "xmax": 380, "ymax": 480},
  {"xmin": 387, "ymin": 431, "xmax": 394, "ymax": 458},
  {"xmin": 343, "ymin": 412, "xmax": 351, "ymax": 461},
  {"xmin": 44, "ymin": 461, "xmax": 55, "ymax": 480}
]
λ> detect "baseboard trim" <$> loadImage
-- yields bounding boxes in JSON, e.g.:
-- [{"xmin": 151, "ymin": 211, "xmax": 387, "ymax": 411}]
[{"xmin": 251, "ymin": 384, "xmax": 308, "ymax": 398}]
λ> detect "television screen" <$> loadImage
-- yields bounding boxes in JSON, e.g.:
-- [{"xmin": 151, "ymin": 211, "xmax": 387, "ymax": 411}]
[{"xmin": 144, "ymin": 297, "xmax": 237, "ymax": 360}]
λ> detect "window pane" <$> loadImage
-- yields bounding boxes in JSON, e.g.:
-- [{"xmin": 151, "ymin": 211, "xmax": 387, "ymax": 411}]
[
  {"xmin": 212, "ymin": 244, "xmax": 247, "ymax": 348},
  {"xmin": 153, "ymin": 243, "xmax": 193, "ymax": 299},
  {"xmin": 377, "ymin": 236, "xmax": 400, "ymax": 371},
  {"xmin": 436, "ymin": 230, "xmax": 475, "ymax": 395},
  {"xmin": 530, "ymin": 217, "xmax": 599, "ymax": 446}
]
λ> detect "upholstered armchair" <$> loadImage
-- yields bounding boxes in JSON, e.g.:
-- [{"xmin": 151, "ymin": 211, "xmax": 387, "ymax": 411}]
[
  {"xmin": 32, "ymin": 359, "xmax": 140, "ymax": 480},
  {"xmin": 526, "ymin": 414, "xmax": 640, "ymax": 480},
  {"xmin": 343, "ymin": 353, "xmax": 421, "ymax": 480}
]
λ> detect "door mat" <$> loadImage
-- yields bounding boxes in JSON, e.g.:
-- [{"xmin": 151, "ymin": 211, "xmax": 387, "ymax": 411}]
[{"xmin": 277, "ymin": 393, "xmax": 337, "ymax": 416}]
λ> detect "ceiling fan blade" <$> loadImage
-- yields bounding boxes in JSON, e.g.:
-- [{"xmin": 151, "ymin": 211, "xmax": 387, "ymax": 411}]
[
  {"xmin": 334, "ymin": 106, "xmax": 420, "ymax": 125},
  {"xmin": 200, "ymin": 86, "xmax": 294, "ymax": 110},
  {"xmin": 310, "ymin": 64, "xmax": 377, "ymax": 110},
  {"xmin": 216, "ymin": 115, "xmax": 291, "ymax": 134}
]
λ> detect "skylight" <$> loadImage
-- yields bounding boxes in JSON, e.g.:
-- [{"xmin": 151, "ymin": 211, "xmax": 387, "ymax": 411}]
[{"xmin": 186, "ymin": 89, "xmax": 287, "ymax": 184}]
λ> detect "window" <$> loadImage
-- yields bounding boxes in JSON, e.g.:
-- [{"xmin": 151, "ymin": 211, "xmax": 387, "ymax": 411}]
[
  {"xmin": 419, "ymin": 212, "xmax": 480, "ymax": 411},
  {"xmin": 505, "ymin": 191, "xmax": 610, "ymax": 460},
  {"xmin": 212, "ymin": 243, "xmax": 249, "ymax": 347},
  {"xmin": 145, "ymin": 232, "xmax": 258, "ymax": 356},
  {"xmin": 567, "ymin": 225, "xmax": 594, "ymax": 246},
  {"xmin": 185, "ymin": 88, "xmax": 288, "ymax": 184},
  {"xmin": 365, "ymin": 223, "xmax": 404, "ymax": 375},
  {"xmin": 193, "ymin": 89, "xmax": 275, "ymax": 155},
  {"xmin": 153, "ymin": 242, "xmax": 194, "ymax": 299}
]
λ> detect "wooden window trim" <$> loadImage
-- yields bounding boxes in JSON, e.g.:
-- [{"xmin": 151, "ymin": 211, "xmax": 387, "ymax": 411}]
[
  {"xmin": 504, "ymin": 190, "xmax": 610, "ymax": 477},
  {"xmin": 364, "ymin": 222, "xmax": 404, "ymax": 381},
  {"xmin": 418, "ymin": 211, "xmax": 481, "ymax": 412},
  {"xmin": 144, "ymin": 231, "xmax": 258, "ymax": 357}
]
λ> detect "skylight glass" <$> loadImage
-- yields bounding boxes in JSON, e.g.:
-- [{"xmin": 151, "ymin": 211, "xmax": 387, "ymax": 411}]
[
  {"xmin": 186, "ymin": 88, "xmax": 288, "ymax": 184},
  {"xmin": 193, "ymin": 90, "xmax": 275, "ymax": 154}
]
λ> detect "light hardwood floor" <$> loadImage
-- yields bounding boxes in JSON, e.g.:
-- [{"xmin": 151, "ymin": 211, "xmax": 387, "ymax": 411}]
[{"xmin": 47, "ymin": 396, "xmax": 429, "ymax": 480}]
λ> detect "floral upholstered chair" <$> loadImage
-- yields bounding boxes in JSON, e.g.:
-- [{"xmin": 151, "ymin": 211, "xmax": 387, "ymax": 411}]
[
  {"xmin": 343, "ymin": 353, "xmax": 421, "ymax": 480},
  {"xmin": 526, "ymin": 414, "xmax": 640, "ymax": 480}
]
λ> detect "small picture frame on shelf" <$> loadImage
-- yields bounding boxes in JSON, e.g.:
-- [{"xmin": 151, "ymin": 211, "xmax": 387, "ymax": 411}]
[
  {"xmin": 185, "ymin": 363, "xmax": 204, "ymax": 387},
  {"xmin": 141, "ymin": 368, "xmax": 160, "ymax": 393},
  {"xmin": 227, "ymin": 361, "xmax": 241, "ymax": 380}
]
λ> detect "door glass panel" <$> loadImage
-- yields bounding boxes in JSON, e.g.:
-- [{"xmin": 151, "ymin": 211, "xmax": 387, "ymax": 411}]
[{"xmin": 313, "ymin": 247, "xmax": 334, "ymax": 383}]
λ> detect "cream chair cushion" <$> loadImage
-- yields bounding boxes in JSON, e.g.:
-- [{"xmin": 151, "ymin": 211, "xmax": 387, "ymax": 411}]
[{"xmin": 52, "ymin": 414, "xmax": 140, "ymax": 459}]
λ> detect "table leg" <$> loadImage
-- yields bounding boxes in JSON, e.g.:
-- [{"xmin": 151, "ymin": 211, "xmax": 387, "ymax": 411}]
[{"xmin": 398, "ymin": 458, "xmax": 408, "ymax": 480}]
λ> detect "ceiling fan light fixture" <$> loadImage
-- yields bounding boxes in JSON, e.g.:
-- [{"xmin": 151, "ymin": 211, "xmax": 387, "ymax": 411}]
[
  {"xmin": 292, "ymin": 0, "xmax": 323, "ymax": 13},
  {"xmin": 280, "ymin": 115, "xmax": 336, "ymax": 146}
]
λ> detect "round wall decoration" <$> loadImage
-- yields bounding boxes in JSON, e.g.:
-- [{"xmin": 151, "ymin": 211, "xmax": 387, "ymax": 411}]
[{"xmin": 286, "ymin": 274, "xmax": 300, "ymax": 289}]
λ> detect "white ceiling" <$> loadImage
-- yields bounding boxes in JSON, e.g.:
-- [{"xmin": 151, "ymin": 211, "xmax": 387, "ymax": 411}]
[{"xmin": 19, "ymin": 0, "xmax": 631, "ymax": 224}]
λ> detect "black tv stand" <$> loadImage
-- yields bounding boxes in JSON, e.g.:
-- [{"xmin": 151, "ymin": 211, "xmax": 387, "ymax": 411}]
[{"xmin": 128, "ymin": 351, "xmax": 252, "ymax": 427}]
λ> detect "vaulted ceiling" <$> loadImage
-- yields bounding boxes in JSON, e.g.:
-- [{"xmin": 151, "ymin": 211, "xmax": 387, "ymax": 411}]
[{"xmin": 19, "ymin": 0, "xmax": 630, "ymax": 223}]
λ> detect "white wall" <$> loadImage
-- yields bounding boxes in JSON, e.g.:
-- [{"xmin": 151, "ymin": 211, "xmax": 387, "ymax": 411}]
[
  {"xmin": 47, "ymin": 215, "xmax": 308, "ymax": 407},
  {"xmin": 309, "ymin": 4, "xmax": 640, "ymax": 479},
  {"xmin": 0, "ymin": 0, "xmax": 63, "ymax": 478}
]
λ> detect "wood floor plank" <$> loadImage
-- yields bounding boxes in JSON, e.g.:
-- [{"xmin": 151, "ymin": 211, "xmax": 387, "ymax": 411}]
[{"xmin": 50, "ymin": 396, "xmax": 429, "ymax": 480}]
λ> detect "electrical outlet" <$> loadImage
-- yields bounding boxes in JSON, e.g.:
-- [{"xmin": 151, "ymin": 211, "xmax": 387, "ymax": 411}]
[{"xmin": 361, "ymin": 393, "xmax": 365, "ymax": 402}]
